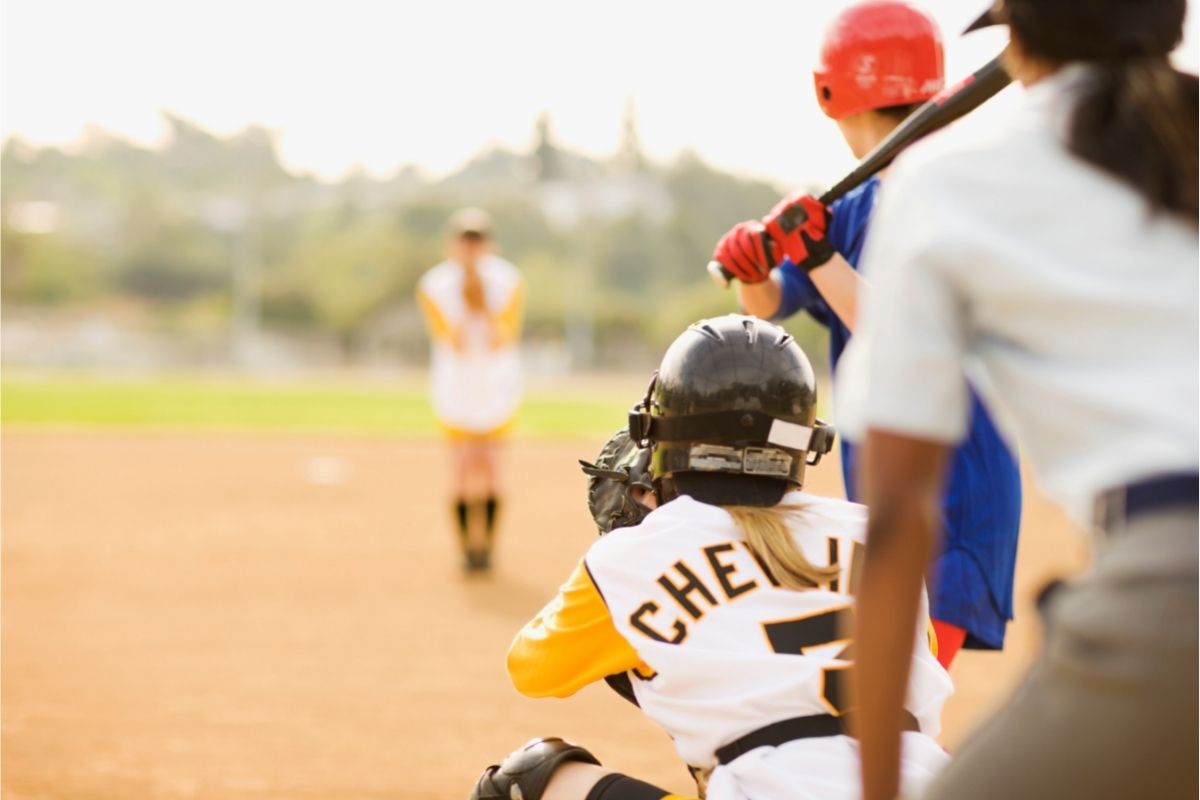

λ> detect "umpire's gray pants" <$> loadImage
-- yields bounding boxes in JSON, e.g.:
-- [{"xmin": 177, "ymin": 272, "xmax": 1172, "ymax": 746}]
[{"xmin": 923, "ymin": 507, "xmax": 1198, "ymax": 800}]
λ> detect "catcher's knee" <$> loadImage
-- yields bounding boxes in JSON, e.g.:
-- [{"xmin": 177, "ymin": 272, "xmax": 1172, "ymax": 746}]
[{"xmin": 470, "ymin": 737, "xmax": 602, "ymax": 800}]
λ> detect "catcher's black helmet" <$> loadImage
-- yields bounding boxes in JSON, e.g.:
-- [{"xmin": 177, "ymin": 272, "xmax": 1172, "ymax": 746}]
[{"xmin": 628, "ymin": 314, "xmax": 835, "ymax": 507}]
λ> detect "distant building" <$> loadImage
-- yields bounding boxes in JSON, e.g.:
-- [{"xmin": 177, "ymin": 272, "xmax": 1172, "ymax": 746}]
[
  {"xmin": 610, "ymin": 97, "xmax": 647, "ymax": 175},
  {"xmin": 533, "ymin": 101, "xmax": 672, "ymax": 231},
  {"xmin": 533, "ymin": 112, "xmax": 564, "ymax": 182}
]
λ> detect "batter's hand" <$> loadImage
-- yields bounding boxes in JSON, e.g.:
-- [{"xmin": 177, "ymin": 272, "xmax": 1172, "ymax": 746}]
[
  {"xmin": 763, "ymin": 193, "xmax": 835, "ymax": 273},
  {"xmin": 712, "ymin": 221, "xmax": 778, "ymax": 284}
]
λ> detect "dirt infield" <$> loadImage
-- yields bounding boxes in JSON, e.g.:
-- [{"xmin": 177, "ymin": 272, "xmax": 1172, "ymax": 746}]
[{"xmin": 2, "ymin": 432, "xmax": 1089, "ymax": 799}]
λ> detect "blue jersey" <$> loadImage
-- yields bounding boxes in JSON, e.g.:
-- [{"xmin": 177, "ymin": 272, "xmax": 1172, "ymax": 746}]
[{"xmin": 774, "ymin": 177, "xmax": 1022, "ymax": 649}]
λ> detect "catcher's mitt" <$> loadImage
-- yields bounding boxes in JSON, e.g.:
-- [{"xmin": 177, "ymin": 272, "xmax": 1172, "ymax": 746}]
[{"xmin": 579, "ymin": 428, "xmax": 654, "ymax": 535}]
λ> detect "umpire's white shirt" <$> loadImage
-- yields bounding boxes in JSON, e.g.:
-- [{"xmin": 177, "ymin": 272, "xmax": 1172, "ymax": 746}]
[{"xmin": 840, "ymin": 65, "xmax": 1199, "ymax": 524}]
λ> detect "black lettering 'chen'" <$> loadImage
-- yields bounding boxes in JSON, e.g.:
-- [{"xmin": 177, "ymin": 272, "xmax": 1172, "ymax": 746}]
[
  {"xmin": 626, "ymin": 541, "xmax": 770, "ymax": 643},
  {"xmin": 626, "ymin": 538, "xmax": 857, "ymax": 644}
]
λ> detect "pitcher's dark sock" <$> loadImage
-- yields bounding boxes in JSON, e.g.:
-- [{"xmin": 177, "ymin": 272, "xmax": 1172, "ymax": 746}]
[
  {"xmin": 454, "ymin": 498, "xmax": 470, "ymax": 552},
  {"xmin": 483, "ymin": 495, "xmax": 500, "ymax": 545}
]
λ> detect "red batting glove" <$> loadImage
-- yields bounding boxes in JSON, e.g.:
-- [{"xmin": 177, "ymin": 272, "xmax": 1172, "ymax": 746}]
[
  {"xmin": 763, "ymin": 193, "xmax": 835, "ymax": 273},
  {"xmin": 712, "ymin": 220, "xmax": 779, "ymax": 284}
]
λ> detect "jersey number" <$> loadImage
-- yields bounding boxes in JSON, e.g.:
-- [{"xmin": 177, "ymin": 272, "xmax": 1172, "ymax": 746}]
[{"xmin": 762, "ymin": 606, "xmax": 854, "ymax": 716}]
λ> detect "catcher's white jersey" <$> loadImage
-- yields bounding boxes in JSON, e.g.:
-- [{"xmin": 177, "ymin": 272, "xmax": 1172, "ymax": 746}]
[
  {"xmin": 508, "ymin": 491, "xmax": 952, "ymax": 800},
  {"xmin": 416, "ymin": 255, "xmax": 523, "ymax": 435}
]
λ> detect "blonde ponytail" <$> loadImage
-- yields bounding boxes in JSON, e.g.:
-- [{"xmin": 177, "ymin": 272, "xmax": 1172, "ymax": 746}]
[{"xmin": 724, "ymin": 504, "xmax": 838, "ymax": 591}]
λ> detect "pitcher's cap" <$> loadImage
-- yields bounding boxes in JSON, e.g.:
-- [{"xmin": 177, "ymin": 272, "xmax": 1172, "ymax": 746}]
[{"xmin": 447, "ymin": 207, "xmax": 493, "ymax": 238}]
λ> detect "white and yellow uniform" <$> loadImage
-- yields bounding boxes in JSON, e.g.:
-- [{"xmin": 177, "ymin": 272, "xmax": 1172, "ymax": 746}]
[
  {"xmin": 416, "ymin": 255, "xmax": 524, "ymax": 438},
  {"xmin": 508, "ymin": 491, "xmax": 952, "ymax": 800}
]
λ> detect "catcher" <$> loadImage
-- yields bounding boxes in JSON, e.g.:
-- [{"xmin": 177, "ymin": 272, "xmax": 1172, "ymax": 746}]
[{"xmin": 469, "ymin": 315, "xmax": 952, "ymax": 800}]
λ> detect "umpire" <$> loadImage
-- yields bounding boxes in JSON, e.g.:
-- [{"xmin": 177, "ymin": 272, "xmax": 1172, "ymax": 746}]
[{"xmin": 848, "ymin": 1, "xmax": 1199, "ymax": 799}]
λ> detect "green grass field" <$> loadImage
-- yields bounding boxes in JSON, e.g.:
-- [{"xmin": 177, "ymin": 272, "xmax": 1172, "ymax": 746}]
[{"xmin": 1, "ymin": 373, "xmax": 635, "ymax": 438}]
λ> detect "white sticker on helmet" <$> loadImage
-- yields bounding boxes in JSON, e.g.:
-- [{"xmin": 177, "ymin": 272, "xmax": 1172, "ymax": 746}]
[
  {"xmin": 742, "ymin": 448, "xmax": 792, "ymax": 478},
  {"xmin": 767, "ymin": 419, "xmax": 814, "ymax": 451}
]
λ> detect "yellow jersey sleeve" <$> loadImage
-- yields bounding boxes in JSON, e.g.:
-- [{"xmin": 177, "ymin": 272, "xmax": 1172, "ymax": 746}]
[
  {"xmin": 491, "ymin": 278, "xmax": 524, "ymax": 348},
  {"xmin": 416, "ymin": 287, "xmax": 455, "ymax": 342},
  {"xmin": 507, "ymin": 561, "xmax": 643, "ymax": 698}
]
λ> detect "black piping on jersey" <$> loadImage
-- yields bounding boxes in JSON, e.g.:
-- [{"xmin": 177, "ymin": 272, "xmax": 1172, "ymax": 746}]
[
  {"xmin": 582, "ymin": 559, "xmax": 610, "ymax": 608},
  {"xmin": 603, "ymin": 673, "xmax": 640, "ymax": 707},
  {"xmin": 585, "ymin": 560, "xmax": 656, "ymax": 707}
]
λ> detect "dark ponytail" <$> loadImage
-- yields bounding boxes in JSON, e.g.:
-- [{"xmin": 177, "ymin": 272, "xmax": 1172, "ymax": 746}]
[
  {"xmin": 1006, "ymin": 0, "xmax": 1198, "ymax": 222},
  {"xmin": 1068, "ymin": 59, "xmax": 1198, "ymax": 221}
]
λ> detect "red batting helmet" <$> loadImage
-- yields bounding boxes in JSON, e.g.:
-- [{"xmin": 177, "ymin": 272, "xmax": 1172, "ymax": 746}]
[{"xmin": 813, "ymin": 1, "xmax": 945, "ymax": 120}]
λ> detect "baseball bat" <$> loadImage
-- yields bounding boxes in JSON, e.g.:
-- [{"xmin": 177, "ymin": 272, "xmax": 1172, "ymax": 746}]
[{"xmin": 708, "ymin": 52, "xmax": 1011, "ymax": 287}]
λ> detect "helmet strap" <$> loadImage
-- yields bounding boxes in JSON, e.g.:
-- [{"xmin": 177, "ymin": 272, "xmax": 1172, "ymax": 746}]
[
  {"xmin": 631, "ymin": 408, "xmax": 836, "ymax": 462},
  {"xmin": 655, "ymin": 474, "xmax": 680, "ymax": 504}
]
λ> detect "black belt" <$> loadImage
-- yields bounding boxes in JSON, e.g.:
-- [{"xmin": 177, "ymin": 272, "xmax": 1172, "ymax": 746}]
[
  {"xmin": 714, "ymin": 712, "xmax": 920, "ymax": 766},
  {"xmin": 1095, "ymin": 472, "xmax": 1199, "ymax": 532}
]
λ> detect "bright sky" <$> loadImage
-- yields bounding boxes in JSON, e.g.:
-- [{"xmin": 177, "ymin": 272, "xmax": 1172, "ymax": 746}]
[{"xmin": 3, "ymin": 0, "xmax": 1197, "ymax": 188}]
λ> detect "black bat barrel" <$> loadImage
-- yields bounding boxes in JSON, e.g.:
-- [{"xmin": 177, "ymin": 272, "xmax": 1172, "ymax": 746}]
[{"xmin": 819, "ymin": 55, "xmax": 1011, "ymax": 206}]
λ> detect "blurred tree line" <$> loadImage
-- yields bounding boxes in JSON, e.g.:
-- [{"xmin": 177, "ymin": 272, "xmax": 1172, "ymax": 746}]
[{"xmin": 1, "ymin": 114, "xmax": 829, "ymax": 371}]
